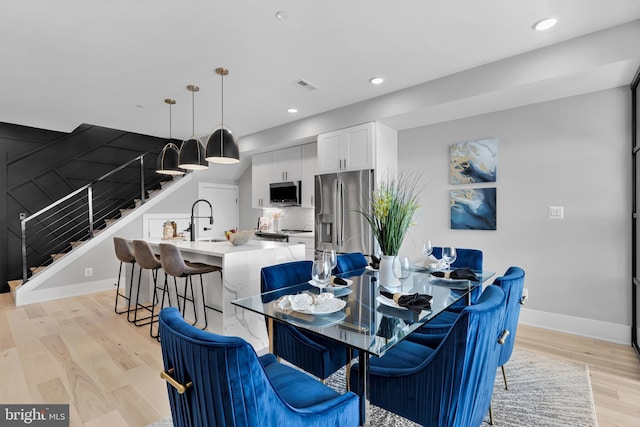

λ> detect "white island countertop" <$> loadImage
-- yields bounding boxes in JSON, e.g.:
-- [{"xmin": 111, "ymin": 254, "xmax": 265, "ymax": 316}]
[
  {"xmin": 149, "ymin": 238, "xmax": 300, "ymax": 257},
  {"xmin": 141, "ymin": 237, "xmax": 305, "ymax": 350}
]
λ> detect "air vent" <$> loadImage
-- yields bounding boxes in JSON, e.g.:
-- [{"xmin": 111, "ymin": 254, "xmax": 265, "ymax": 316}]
[{"xmin": 294, "ymin": 79, "xmax": 319, "ymax": 92}]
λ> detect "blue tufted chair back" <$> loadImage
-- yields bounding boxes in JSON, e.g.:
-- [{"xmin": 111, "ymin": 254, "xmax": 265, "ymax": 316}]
[
  {"xmin": 492, "ymin": 266, "xmax": 526, "ymax": 367},
  {"xmin": 432, "ymin": 247, "xmax": 483, "ymax": 270},
  {"xmin": 260, "ymin": 260, "xmax": 349, "ymax": 379},
  {"xmin": 159, "ymin": 307, "xmax": 359, "ymax": 427},
  {"xmin": 350, "ymin": 285, "xmax": 506, "ymax": 426},
  {"xmin": 335, "ymin": 252, "xmax": 368, "ymax": 274}
]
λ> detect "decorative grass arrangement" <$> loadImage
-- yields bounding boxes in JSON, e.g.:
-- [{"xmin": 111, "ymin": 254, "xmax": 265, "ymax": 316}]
[{"xmin": 359, "ymin": 173, "xmax": 421, "ymax": 256}]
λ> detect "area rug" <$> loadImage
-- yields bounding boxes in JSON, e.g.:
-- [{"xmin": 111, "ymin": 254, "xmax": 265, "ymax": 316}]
[{"xmin": 147, "ymin": 349, "xmax": 597, "ymax": 427}]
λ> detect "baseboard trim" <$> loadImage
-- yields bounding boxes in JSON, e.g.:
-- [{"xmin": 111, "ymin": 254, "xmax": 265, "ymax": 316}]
[{"xmin": 519, "ymin": 307, "xmax": 630, "ymax": 346}]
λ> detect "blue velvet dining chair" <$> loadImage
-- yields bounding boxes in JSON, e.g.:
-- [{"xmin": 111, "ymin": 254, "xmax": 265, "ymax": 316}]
[
  {"xmin": 158, "ymin": 307, "xmax": 360, "ymax": 427},
  {"xmin": 261, "ymin": 260, "xmax": 353, "ymax": 380},
  {"xmin": 493, "ymin": 266, "xmax": 526, "ymax": 390},
  {"xmin": 349, "ymin": 285, "xmax": 506, "ymax": 427},
  {"xmin": 433, "ymin": 246, "xmax": 483, "ymax": 306},
  {"xmin": 335, "ymin": 252, "xmax": 368, "ymax": 274}
]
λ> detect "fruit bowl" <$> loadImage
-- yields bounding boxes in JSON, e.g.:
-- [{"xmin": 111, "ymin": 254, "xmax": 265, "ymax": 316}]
[{"xmin": 225, "ymin": 230, "xmax": 253, "ymax": 246}]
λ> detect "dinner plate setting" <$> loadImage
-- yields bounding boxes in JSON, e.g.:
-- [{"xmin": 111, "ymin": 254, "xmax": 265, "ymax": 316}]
[{"xmin": 276, "ymin": 292, "xmax": 346, "ymax": 315}]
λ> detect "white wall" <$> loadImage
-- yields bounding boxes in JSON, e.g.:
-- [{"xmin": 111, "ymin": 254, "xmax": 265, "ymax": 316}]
[{"xmin": 398, "ymin": 87, "xmax": 631, "ymax": 342}]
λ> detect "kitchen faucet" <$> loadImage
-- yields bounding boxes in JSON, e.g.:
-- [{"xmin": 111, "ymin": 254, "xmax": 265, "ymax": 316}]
[{"xmin": 188, "ymin": 199, "xmax": 214, "ymax": 241}]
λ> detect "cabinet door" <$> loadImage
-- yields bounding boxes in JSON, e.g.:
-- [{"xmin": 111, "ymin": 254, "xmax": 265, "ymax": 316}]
[
  {"xmin": 272, "ymin": 146, "xmax": 301, "ymax": 182},
  {"xmin": 317, "ymin": 131, "xmax": 342, "ymax": 174},
  {"xmin": 343, "ymin": 122, "xmax": 373, "ymax": 171},
  {"xmin": 252, "ymin": 152, "xmax": 272, "ymax": 208},
  {"xmin": 300, "ymin": 143, "xmax": 317, "ymax": 207}
]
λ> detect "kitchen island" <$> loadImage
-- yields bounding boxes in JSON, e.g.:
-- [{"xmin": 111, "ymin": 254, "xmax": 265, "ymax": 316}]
[{"xmin": 138, "ymin": 239, "xmax": 305, "ymax": 350}]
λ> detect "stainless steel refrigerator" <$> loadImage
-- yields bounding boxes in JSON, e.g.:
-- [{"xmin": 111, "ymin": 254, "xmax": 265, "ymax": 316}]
[{"xmin": 315, "ymin": 169, "xmax": 374, "ymax": 256}]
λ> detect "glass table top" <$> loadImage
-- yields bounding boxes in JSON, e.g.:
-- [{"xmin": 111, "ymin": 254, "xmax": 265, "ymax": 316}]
[{"xmin": 232, "ymin": 267, "xmax": 495, "ymax": 358}]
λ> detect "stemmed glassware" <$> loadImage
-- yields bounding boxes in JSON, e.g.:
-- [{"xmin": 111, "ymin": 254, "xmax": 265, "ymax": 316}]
[
  {"xmin": 312, "ymin": 259, "xmax": 331, "ymax": 292},
  {"xmin": 422, "ymin": 240, "xmax": 433, "ymax": 258},
  {"xmin": 324, "ymin": 249, "xmax": 338, "ymax": 275},
  {"xmin": 441, "ymin": 247, "xmax": 457, "ymax": 271}
]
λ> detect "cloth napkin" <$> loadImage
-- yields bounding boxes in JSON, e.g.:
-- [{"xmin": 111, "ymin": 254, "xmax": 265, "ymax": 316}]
[
  {"xmin": 380, "ymin": 291, "xmax": 432, "ymax": 313},
  {"xmin": 430, "ymin": 267, "xmax": 478, "ymax": 280},
  {"xmin": 423, "ymin": 254, "xmax": 447, "ymax": 269},
  {"xmin": 370, "ymin": 255, "xmax": 380, "ymax": 269}
]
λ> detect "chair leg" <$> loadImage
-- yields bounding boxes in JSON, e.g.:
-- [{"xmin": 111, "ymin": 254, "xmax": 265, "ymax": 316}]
[
  {"xmin": 134, "ymin": 268, "xmax": 159, "ymax": 327},
  {"xmin": 114, "ymin": 261, "xmax": 128, "ymax": 314},
  {"xmin": 501, "ymin": 365, "xmax": 508, "ymax": 390},
  {"xmin": 198, "ymin": 274, "xmax": 208, "ymax": 330},
  {"xmin": 125, "ymin": 262, "xmax": 138, "ymax": 323},
  {"xmin": 489, "ymin": 403, "xmax": 494, "ymax": 425}
]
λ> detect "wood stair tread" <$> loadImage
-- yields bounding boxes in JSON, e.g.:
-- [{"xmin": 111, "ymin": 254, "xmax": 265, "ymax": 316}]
[{"xmin": 51, "ymin": 253, "xmax": 66, "ymax": 261}]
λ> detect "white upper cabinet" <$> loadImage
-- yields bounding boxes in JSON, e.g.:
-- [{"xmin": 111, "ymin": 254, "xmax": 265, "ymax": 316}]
[
  {"xmin": 317, "ymin": 122, "xmax": 377, "ymax": 174},
  {"xmin": 300, "ymin": 143, "xmax": 317, "ymax": 208},
  {"xmin": 251, "ymin": 151, "xmax": 272, "ymax": 208},
  {"xmin": 271, "ymin": 146, "xmax": 302, "ymax": 182}
]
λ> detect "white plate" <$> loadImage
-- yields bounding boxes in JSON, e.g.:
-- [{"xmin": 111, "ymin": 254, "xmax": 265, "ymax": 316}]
[
  {"xmin": 308, "ymin": 278, "xmax": 353, "ymax": 289},
  {"xmin": 365, "ymin": 265, "xmax": 378, "ymax": 272},
  {"xmin": 296, "ymin": 298, "xmax": 347, "ymax": 315},
  {"xmin": 376, "ymin": 295, "xmax": 408, "ymax": 310},
  {"xmin": 430, "ymin": 277, "xmax": 472, "ymax": 290}
]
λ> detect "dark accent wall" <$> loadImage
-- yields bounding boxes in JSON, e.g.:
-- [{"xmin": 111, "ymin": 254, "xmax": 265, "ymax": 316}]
[{"xmin": 0, "ymin": 122, "xmax": 176, "ymax": 292}]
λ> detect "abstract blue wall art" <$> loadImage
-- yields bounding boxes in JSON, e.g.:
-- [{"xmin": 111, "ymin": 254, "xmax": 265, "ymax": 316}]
[
  {"xmin": 450, "ymin": 188, "xmax": 497, "ymax": 230},
  {"xmin": 450, "ymin": 138, "xmax": 497, "ymax": 184}
]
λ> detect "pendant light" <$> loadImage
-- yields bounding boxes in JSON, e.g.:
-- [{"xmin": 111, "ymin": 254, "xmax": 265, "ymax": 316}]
[
  {"xmin": 156, "ymin": 98, "xmax": 185, "ymax": 176},
  {"xmin": 206, "ymin": 68, "xmax": 240, "ymax": 164},
  {"xmin": 178, "ymin": 85, "xmax": 208, "ymax": 170}
]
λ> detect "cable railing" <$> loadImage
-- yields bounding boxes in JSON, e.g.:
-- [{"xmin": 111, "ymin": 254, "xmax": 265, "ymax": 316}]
[{"xmin": 20, "ymin": 153, "xmax": 165, "ymax": 283}]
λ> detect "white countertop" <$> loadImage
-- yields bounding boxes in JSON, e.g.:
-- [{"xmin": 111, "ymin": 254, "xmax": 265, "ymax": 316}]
[{"xmin": 147, "ymin": 238, "xmax": 303, "ymax": 257}]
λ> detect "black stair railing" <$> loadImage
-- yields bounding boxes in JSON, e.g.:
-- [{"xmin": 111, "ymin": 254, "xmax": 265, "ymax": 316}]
[{"xmin": 19, "ymin": 153, "xmax": 165, "ymax": 283}]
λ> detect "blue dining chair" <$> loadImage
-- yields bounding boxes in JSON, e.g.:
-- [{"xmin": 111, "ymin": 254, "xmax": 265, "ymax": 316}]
[
  {"xmin": 433, "ymin": 246, "xmax": 483, "ymax": 306},
  {"xmin": 261, "ymin": 260, "xmax": 353, "ymax": 380},
  {"xmin": 350, "ymin": 285, "xmax": 506, "ymax": 427},
  {"xmin": 494, "ymin": 266, "xmax": 526, "ymax": 390},
  {"xmin": 335, "ymin": 252, "xmax": 368, "ymax": 274},
  {"xmin": 158, "ymin": 307, "xmax": 359, "ymax": 427}
]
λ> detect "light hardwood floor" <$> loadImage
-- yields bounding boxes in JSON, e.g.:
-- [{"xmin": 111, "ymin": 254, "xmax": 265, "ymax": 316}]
[{"xmin": 1, "ymin": 290, "xmax": 639, "ymax": 426}]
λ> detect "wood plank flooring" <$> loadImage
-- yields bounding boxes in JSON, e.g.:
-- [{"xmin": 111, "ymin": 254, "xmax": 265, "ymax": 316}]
[{"xmin": 1, "ymin": 291, "xmax": 639, "ymax": 426}]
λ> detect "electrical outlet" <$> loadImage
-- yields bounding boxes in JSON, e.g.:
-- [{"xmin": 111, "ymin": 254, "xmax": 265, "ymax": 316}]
[{"xmin": 84, "ymin": 267, "xmax": 93, "ymax": 277}]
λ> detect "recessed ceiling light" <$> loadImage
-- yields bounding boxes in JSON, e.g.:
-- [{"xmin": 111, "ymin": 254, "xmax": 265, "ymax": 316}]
[
  {"xmin": 287, "ymin": 107, "xmax": 298, "ymax": 113},
  {"xmin": 135, "ymin": 104, "xmax": 144, "ymax": 108},
  {"xmin": 370, "ymin": 77, "xmax": 384, "ymax": 85},
  {"xmin": 275, "ymin": 11, "xmax": 287, "ymax": 21},
  {"xmin": 532, "ymin": 17, "xmax": 558, "ymax": 31}
]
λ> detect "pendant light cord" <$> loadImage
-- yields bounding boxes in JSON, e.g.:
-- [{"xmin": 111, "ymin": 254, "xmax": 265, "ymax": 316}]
[
  {"xmin": 221, "ymin": 72, "xmax": 224, "ymax": 128},
  {"xmin": 191, "ymin": 88, "xmax": 195, "ymax": 137}
]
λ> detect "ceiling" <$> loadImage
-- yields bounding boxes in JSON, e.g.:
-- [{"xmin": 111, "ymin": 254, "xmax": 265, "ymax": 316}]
[{"xmin": 2, "ymin": 0, "xmax": 640, "ymax": 150}]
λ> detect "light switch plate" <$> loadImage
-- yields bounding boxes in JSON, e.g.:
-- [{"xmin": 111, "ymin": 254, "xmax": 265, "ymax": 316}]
[{"xmin": 549, "ymin": 206, "xmax": 564, "ymax": 219}]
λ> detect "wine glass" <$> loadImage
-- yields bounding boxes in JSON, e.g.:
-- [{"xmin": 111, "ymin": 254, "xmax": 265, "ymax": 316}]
[
  {"xmin": 442, "ymin": 247, "xmax": 457, "ymax": 270},
  {"xmin": 422, "ymin": 240, "xmax": 433, "ymax": 258},
  {"xmin": 325, "ymin": 249, "xmax": 338, "ymax": 274},
  {"xmin": 393, "ymin": 255, "xmax": 411, "ymax": 280},
  {"xmin": 312, "ymin": 260, "xmax": 331, "ymax": 292}
]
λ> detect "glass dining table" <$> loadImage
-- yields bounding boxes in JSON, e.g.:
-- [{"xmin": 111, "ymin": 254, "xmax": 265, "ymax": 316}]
[{"xmin": 232, "ymin": 266, "xmax": 495, "ymax": 425}]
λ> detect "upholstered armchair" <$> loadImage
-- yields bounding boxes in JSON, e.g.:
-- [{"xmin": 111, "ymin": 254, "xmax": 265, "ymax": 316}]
[
  {"xmin": 350, "ymin": 285, "xmax": 506, "ymax": 427},
  {"xmin": 159, "ymin": 307, "xmax": 360, "ymax": 427},
  {"xmin": 261, "ymin": 260, "xmax": 353, "ymax": 380},
  {"xmin": 335, "ymin": 252, "xmax": 368, "ymax": 274}
]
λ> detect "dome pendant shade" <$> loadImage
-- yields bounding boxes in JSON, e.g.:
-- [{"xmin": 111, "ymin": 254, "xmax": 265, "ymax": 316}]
[
  {"xmin": 156, "ymin": 142, "xmax": 185, "ymax": 175},
  {"xmin": 178, "ymin": 136, "xmax": 208, "ymax": 170},
  {"xmin": 206, "ymin": 127, "xmax": 239, "ymax": 164},
  {"xmin": 205, "ymin": 67, "xmax": 240, "ymax": 164}
]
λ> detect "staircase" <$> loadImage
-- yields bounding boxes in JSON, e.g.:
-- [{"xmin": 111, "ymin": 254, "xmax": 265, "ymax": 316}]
[{"xmin": 8, "ymin": 154, "xmax": 179, "ymax": 299}]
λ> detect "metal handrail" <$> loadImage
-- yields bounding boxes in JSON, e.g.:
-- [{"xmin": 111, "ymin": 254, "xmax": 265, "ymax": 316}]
[{"xmin": 20, "ymin": 154, "xmax": 151, "ymax": 283}]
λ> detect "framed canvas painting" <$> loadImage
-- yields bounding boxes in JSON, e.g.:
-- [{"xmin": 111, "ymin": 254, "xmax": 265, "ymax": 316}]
[
  {"xmin": 450, "ymin": 138, "xmax": 497, "ymax": 184},
  {"xmin": 450, "ymin": 188, "xmax": 497, "ymax": 230}
]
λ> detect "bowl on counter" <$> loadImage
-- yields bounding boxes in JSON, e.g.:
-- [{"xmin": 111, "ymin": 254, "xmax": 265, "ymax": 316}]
[{"xmin": 227, "ymin": 230, "xmax": 253, "ymax": 246}]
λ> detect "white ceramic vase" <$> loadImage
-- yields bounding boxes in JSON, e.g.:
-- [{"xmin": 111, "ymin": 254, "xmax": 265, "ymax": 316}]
[{"xmin": 378, "ymin": 255, "xmax": 398, "ymax": 287}]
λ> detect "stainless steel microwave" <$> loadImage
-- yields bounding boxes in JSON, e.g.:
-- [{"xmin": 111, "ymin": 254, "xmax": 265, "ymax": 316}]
[{"xmin": 269, "ymin": 181, "xmax": 301, "ymax": 205}]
